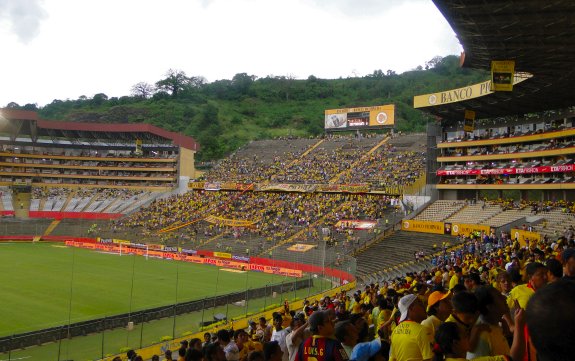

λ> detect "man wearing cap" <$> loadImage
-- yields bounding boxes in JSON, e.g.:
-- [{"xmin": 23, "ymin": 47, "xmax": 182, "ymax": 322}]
[
  {"xmin": 295, "ymin": 310, "xmax": 348, "ymax": 361},
  {"xmin": 389, "ymin": 294, "xmax": 432, "ymax": 361},
  {"xmin": 421, "ymin": 291, "xmax": 451, "ymax": 344}
]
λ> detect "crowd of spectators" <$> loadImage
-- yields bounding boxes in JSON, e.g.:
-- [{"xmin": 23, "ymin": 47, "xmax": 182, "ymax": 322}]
[
  {"xmin": 483, "ymin": 198, "xmax": 575, "ymax": 215},
  {"xmin": 198, "ymin": 134, "xmax": 425, "ymax": 198},
  {"xmin": 129, "ymin": 226, "xmax": 575, "ymax": 361},
  {"xmin": 439, "ymin": 174, "xmax": 575, "ymax": 186},
  {"xmin": 339, "ymin": 145, "xmax": 425, "ymax": 187},
  {"xmin": 442, "ymin": 113, "xmax": 574, "ymax": 143},
  {"xmin": 117, "ymin": 190, "xmax": 399, "ymax": 253},
  {"xmin": 443, "ymin": 136, "xmax": 575, "ymax": 157},
  {"xmin": 32, "ymin": 186, "xmax": 72, "ymax": 199}
]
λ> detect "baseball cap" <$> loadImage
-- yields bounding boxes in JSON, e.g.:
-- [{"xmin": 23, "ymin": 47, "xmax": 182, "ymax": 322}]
[
  {"xmin": 426, "ymin": 291, "xmax": 450, "ymax": 312},
  {"xmin": 351, "ymin": 338, "xmax": 381, "ymax": 361},
  {"xmin": 398, "ymin": 294, "xmax": 418, "ymax": 322}
]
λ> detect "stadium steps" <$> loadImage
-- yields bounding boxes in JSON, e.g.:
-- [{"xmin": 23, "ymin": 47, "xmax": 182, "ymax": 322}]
[
  {"xmin": 43, "ymin": 220, "xmax": 61, "ymax": 236},
  {"xmin": 14, "ymin": 191, "xmax": 31, "ymax": 219},
  {"xmin": 276, "ymin": 138, "xmax": 325, "ymax": 179},
  {"xmin": 84, "ymin": 194, "xmax": 106, "ymax": 212},
  {"xmin": 199, "ymin": 233, "xmax": 224, "ymax": 248},
  {"xmin": 38, "ymin": 196, "xmax": 47, "ymax": 212},
  {"xmin": 60, "ymin": 190, "xmax": 78, "ymax": 211},
  {"xmin": 102, "ymin": 197, "xmax": 124, "ymax": 213},
  {"xmin": 328, "ymin": 135, "xmax": 391, "ymax": 183},
  {"xmin": 288, "ymin": 139, "xmax": 325, "ymax": 166},
  {"xmin": 355, "ymin": 231, "xmax": 461, "ymax": 284},
  {"xmin": 366, "ymin": 135, "xmax": 391, "ymax": 155},
  {"xmin": 258, "ymin": 201, "xmax": 350, "ymax": 257}
]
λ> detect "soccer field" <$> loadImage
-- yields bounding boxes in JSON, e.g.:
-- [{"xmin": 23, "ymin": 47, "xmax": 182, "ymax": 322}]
[{"xmin": 0, "ymin": 242, "xmax": 286, "ymax": 337}]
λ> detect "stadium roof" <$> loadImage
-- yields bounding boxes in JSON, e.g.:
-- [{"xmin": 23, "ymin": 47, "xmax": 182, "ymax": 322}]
[
  {"xmin": 423, "ymin": 0, "xmax": 575, "ymax": 122},
  {"xmin": 0, "ymin": 109, "xmax": 199, "ymax": 151}
]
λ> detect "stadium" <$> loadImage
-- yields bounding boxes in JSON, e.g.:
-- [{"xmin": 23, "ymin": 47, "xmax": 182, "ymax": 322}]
[{"xmin": 1, "ymin": 1, "xmax": 575, "ymax": 361}]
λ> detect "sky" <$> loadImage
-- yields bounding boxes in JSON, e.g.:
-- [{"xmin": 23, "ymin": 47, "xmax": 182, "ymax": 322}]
[{"xmin": 0, "ymin": 0, "xmax": 462, "ymax": 107}]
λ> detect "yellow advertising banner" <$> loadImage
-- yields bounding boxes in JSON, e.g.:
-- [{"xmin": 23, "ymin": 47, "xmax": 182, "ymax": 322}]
[
  {"xmin": 368, "ymin": 104, "xmax": 395, "ymax": 127},
  {"xmin": 413, "ymin": 73, "xmax": 530, "ymax": 108},
  {"xmin": 318, "ymin": 184, "xmax": 370, "ymax": 193},
  {"xmin": 325, "ymin": 104, "xmax": 395, "ymax": 129},
  {"xmin": 401, "ymin": 219, "xmax": 445, "ymax": 234},
  {"xmin": 203, "ymin": 215, "xmax": 257, "ymax": 227},
  {"xmin": 463, "ymin": 110, "xmax": 476, "ymax": 132},
  {"xmin": 491, "ymin": 60, "xmax": 515, "ymax": 91},
  {"xmin": 511, "ymin": 228, "xmax": 541, "ymax": 247},
  {"xmin": 135, "ymin": 139, "xmax": 143, "ymax": 155},
  {"xmin": 188, "ymin": 181, "xmax": 205, "ymax": 189},
  {"xmin": 258, "ymin": 183, "xmax": 317, "ymax": 192},
  {"xmin": 449, "ymin": 223, "xmax": 491, "ymax": 237},
  {"xmin": 213, "ymin": 251, "xmax": 232, "ymax": 259}
]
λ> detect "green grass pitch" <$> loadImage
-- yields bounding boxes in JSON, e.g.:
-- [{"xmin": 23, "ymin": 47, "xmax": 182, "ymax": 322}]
[{"xmin": 0, "ymin": 242, "xmax": 285, "ymax": 337}]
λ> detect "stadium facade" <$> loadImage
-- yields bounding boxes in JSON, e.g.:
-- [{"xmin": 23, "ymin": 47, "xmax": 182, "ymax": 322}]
[{"xmin": 0, "ymin": 108, "xmax": 199, "ymax": 190}]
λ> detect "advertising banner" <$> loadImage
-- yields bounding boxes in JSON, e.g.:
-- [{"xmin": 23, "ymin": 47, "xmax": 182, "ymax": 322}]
[
  {"xmin": 257, "ymin": 183, "xmax": 317, "ymax": 192},
  {"xmin": 450, "ymin": 223, "xmax": 491, "ymax": 237},
  {"xmin": 401, "ymin": 219, "xmax": 445, "ymax": 234},
  {"xmin": 325, "ymin": 104, "xmax": 395, "ymax": 129},
  {"xmin": 511, "ymin": 228, "xmax": 541, "ymax": 247},
  {"xmin": 334, "ymin": 219, "xmax": 377, "ymax": 230},
  {"xmin": 65, "ymin": 241, "xmax": 302, "ymax": 277},
  {"xmin": 463, "ymin": 110, "xmax": 476, "ymax": 132},
  {"xmin": 203, "ymin": 215, "xmax": 257, "ymax": 227},
  {"xmin": 437, "ymin": 164, "xmax": 575, "ymax": 176},
  {"xmin": 214, "ymin": 251, "xmax": 232, "ymax": 259},
  {"xmin": 414, "ymin": 74, "xmax": 530, "ymax": 108},
  {"xmin": 204, "ymin": 182, "xmax": 221, "ymax": 191},
  {"xmin": 188, "ymin": 182, "xmax": 205, "ymax": 189},
  {"xmin": 318, "ymin": 184, "xmax": 370, "ymax": 193},
  {"xmin": 491, "ymin": 60, "xmax": 515, "ymax": 91}
]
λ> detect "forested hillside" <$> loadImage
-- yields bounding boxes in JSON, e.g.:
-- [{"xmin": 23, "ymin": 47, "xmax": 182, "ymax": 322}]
[{"xmin": 7, "ymin": 55, "xmax": 486, "ymax": 161}]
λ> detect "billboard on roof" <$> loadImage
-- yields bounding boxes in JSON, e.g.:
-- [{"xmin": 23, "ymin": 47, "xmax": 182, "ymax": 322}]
[{"xmin": 324, "ymin": 104, "xmax": 395, "ymax": 130}]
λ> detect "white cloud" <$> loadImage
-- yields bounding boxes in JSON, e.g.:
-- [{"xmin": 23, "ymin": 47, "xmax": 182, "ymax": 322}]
[
  {"xmin": 0, "ymin": 0, "xmax": 462, "ymax": 107},
  {"xmin": 0, "ymin": 0, "xmax": 47, "ymax": 43}
]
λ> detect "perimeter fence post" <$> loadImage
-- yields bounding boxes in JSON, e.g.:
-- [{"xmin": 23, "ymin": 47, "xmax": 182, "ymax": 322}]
[
  {"xmin": 201, "ymin": 298, "xmax": 206, "ymax": 329},
  {"xmin": 101, "ymin": 318, "xmax": 105, "ymax": 360}
]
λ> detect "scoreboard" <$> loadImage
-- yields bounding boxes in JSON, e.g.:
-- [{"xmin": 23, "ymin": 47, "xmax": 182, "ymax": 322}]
[{"xmin": 325, "ymin": 104, "xmax": 395, "ymax": 130}]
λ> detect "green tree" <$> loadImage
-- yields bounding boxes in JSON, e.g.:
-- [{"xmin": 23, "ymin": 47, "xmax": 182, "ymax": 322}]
[
  {"xmin": 155, "ymin": 69, "xmax": 191, "ymax": 98},
  {"xmin": 131, "ymin": 82, "xmax": 155, "ymax": 99}
]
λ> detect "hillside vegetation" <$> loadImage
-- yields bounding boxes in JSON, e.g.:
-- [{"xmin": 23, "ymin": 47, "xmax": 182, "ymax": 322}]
[{"xmin": 8, "ymin": 55, "xmax": 487, "ymax": 161}]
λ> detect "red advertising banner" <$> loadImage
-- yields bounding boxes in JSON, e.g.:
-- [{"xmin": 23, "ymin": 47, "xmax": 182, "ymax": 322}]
[
  {"xmin": 29, "ymin": 211, "xmax": 122, "ymax": 219},
  {"xmin": 64, "ymin": 241, "xmax": 302, "ymax": 277},
  {"xmin": 437, "ymin": 164, "xmax": 575, "ymax": 176}
]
